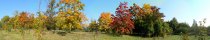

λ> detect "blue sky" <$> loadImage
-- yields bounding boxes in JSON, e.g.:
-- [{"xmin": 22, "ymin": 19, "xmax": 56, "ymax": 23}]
[{"xmin": 0, "ymin": 0, "xmax": 210, "ymax": 26}]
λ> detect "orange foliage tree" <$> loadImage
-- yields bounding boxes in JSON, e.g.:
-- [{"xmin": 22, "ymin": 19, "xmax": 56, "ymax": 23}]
[
  {"xmin": 98, "ymin": 12, "xmax": 112, "ymax": 32},
  {"xmin": 18, "ymin": 12, "xmax": 30, "ymax": 28}
]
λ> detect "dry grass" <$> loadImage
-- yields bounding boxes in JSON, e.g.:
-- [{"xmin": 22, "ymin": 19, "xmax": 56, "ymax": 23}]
[{"xmin": 0, "ymin": 30, "xmax": 209, "ymax": 40}]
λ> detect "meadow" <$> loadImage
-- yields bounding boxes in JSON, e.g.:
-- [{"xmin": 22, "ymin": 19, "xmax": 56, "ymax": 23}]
[{"xmin": 0, "ymin": 29, "xmax": 209, "ymax": 40}]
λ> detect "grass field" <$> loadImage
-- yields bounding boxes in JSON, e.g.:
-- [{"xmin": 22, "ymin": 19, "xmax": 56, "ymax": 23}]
[{"xmin": 0, "ymin": 30, "xmax": 209, "ymax": 40}]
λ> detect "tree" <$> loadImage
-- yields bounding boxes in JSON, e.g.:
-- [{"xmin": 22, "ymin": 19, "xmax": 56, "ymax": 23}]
[
  {"xmin": 18, "ymin": 12, "xmax": 31, "ymax": 28},
  {"xmin": 88, "ymin": 20, "xmax": 99, "ymax": 32},
  {"xmin": 5, "ymin": 12, "xmax": 35, "ymax": 29},
  {"xmin": 33, "ymin": 12, "xmax": 47, "ymax": 40},
  {"xmin": 130, "ymin": 3, "xmax": 170, "ymax": 37},
  {"xmin": 169, "ymin": 19, "xmax": 190, "ymax": 35},
  {"xmin": 10, "ymin": 12, "xmax": 35, "ymax": 40},
  {"xmin": 45, "ymin": 0, "xmax": 56, "ymax": 30},
  {"xmin": 110, "ymin": 2, "xmax": 134, "ymax": 35},
  {"xmin": 1, "ymin": 16, "xmax": 10, "ymax": 23},
  {"xmin": 54, "ymin": 0, "xmax": 87, "ymax": 32},
  {"xmin": 162, "ymin": 22, "xmax": 172, "ymax": 36},
  {"xmin": 9, "ymin": 12, "xmax": 20, "ymax": 29},
  {"xmin": 189, "ymin": 19, "xmax": 199, "ymax": 35},
  {"xmin": 0, "ymin": 20, "xmax": 2, "ymax": 28},
  {"xmin": 207, "ymin": 26, "xmax": 210, "ymax": 35},
  {"xmin": 198, "ymin": 18, "xmax": 207, "ymax": 36},
  {"xmin": 33, "ymin": 13, "xmax": 47, "ymax": 29},
  {"xmin": 98, "ymin": 12, "xmax": 112, "ymax": 32},
  {"xmin": 192, "ymin": 19, "xmax": 198, "ymax": 27},
  {"xmin": 197, "ymin": 18, "xmax": 207, "ymax": 40},
  {"xmin": 177, "ymin": 23, "xmax": 190, "ymax": 34},
  {"xmin": 1, "ymin": 16, "xmax": 10, "ymax": 30},
  {"xmin": 169, "ymin": 17, "xmax": 179, "ymax": 34}
]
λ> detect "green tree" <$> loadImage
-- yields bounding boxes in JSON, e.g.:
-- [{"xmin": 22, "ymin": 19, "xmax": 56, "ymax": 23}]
[
  {"xmin": 130, "ymin": 3, "xmax": 171, "ymax": 37},
  {"xmin": 207, "ymin": 26, "xmax": 210, "ymax": 35},
  {"xmin": 1, "ymin": 16, "xmax": 10, "ymax": 23},
  {"xmin": 88, "ymin": 20, "xmax": 99, "ymax": 32},
  {"xmin": 177, "ymin": 23, "xmax": 190, "ymax": 34},
  {"xmin": 162, "ymin": 22, "xmax": 172, "ymax": 36},
  {"xmin": 189, "ymin": 19, "xmax": 199, "ymax": 35},
  {"xmin": 1, "ymin": 16, "xmax": 10, "ymax": 30},
  {"xmin": 197, "ymin": 18, "xmax": 207, "ymax": 40},
  {"xmin": 169, "ymin": 17, "xmax": 179, "ymax": 34},
  {"xmin": 154, "ymin": 20, "xmax": 172, "ymax": 37}
]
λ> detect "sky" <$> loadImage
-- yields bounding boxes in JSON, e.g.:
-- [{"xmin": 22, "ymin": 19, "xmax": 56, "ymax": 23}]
[{"xmin": 0, "ymin": 0, "xmax": 210, "ymax": 26}]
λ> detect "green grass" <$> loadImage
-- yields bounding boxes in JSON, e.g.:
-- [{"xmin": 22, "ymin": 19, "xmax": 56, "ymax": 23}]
[{"xmin": 0, "ymin": 30, "xmax": 209, "ymax": 40}]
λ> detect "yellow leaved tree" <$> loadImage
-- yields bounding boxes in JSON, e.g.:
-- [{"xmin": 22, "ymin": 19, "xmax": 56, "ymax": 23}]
[
  {"xmin": 55, "ymin": 0, "xmax": 87, "ymax": 32},
  {"xmin": 98, "ymin": 12, "xmax": 112, "ymax": 32}
]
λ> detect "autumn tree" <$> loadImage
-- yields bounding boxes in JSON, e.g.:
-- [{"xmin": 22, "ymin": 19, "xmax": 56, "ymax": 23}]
[
  {"xmin": 8, "ymin": 11, "xmax": 22, "ymax": 29},
  {"xmin": 98, "ymin": 12, "xmax": 112, "ymax": 32},
  {"xmin": 88, "ymin": 20, "xmax": 99, "ymax": 32},
  {"xmin": 110, "ymin": 2, "xmax": 134, "ymax": 35},
  {"xmin": 0, "ymin": 20, "xmax": 2, "ymax": 28},
  {"xmin": 9, "ymin": 12, "xmax": 34, "ymax": 40},
  {"xmin": 18, "ymin": 12, "xmax": 30, "ymax": 28},
  {"xmin": 54, "ymin": 0, "xmax": 87, "ymax": 32},
  {"xmin": 1, "ymin": 16, "xmax": 10, "ymax": 30},
  {"xmin": 1, "ymin": 16, "xmax": 10, "ymax": 24},
  {"xmin": 4, "ymin": 12, "xmax": 34, "ymax": 29},
  {"xmin": 44, "ymin": 0, "xmax": 56, "ymax": 30},
  {"xmin": 33, "ymin": 12, "xmax": 47, "ymax": 40}
]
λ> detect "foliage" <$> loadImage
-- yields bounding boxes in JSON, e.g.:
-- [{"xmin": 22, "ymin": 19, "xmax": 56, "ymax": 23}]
[
  {"xmin": 169, "ymin": 18, "xmax": 190, "ymax": 35},
  {"xmin": 154, "ymin": 21, "xmax": 172, "ymax": 37},
  {"xmin": 198, "ymin": 19, "xmax": 207, "ymax": 36},
  {"xmin": 207, "ymin": 26, "xmax": 210, "ymax": 35},
  {"xmin": 44, "ymin": 0, "xmax": 57, "ymax": 30},
  {"xmin": 130, "ymin": 3, "xmax": 171, "ymax": 37},
  {"xmin": 197, "ymin": 18, "xmax": 207, "ymax": 40},
  {"xmin": 98, "ymin": 12, "xmax": 112, "ymax": 32},
  {"xmin": 110, "ymin": 2, "xmax": 134, "ymax": 35},
  {"xmin": 189, "ymin": 19, "xmax": 199, "ymax": 35},
  {"xmin": 0, "ymin": 20, "xmax": 2, "ymax": 28},
  {"xmin": 1, "ymin": 16, "xmax": 10, "ymax": 23},
  {"xmin": 1, "ymin": 16, "xmax": 10, "ymax": 30},
  {"xmin": 54, "ymin": 0, "xmax": 87, "ymax": 32},
  {"xmin": 33, "ymin": 12, "xmax": 47, "ymax": 40},
  {"xmin": 17, "ymin": 12, "xmax": 35, "ymax": 29},
  {"xmin": 182, "ymin": 33, "xmax": 189, "ymax": 40},
  {"xmin": 88, "ymin": 20, "xmax": 99, "ymax": 32},
  {"xmin": 176, "ymin": 23, "xmax": 190, "ymax": 34},
  {"xmin": 34, "ymin": 12, "xmax": 47, "ymax": 29},
  {"xmin": 169, "ymin": 17, "xmax": 179, "ymax": 35},
  {"xmin": 1, "ymin": 0, "xmax": 210, "ymax": 39}
]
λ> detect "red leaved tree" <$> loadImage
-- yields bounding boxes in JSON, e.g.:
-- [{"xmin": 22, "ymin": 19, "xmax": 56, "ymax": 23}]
[{"xmin": 110, "ymin": 2, "xmax": 134, "ymax": 35}]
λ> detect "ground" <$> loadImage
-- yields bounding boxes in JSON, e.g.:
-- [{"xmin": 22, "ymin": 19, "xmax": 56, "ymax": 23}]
[{"xmin": 0, "ymin": 30, "xmax": 209, "ymax": 40}]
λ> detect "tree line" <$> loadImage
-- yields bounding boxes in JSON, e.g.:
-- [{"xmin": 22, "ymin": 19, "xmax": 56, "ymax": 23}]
[{"xmin": 0, "ymin": 0, "xmax": 210, "ymax": 39}]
